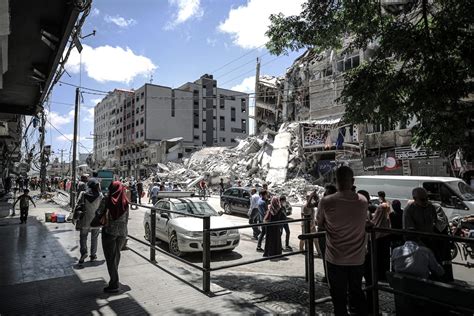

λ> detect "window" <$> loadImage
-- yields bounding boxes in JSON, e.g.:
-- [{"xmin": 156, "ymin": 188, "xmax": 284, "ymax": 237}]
[
  {"xmin": 220, "ymin": 116, "xmax": 225, "ymax": 131},
  {"xmin": 193, "ymin": 135, "xmax": 199, "ymax": 140},
  {"xmin": 231, "ymin": 107, "xmax": 236, "ymax": 122},
  {"xmin": 141, "ymin": 105, "xmax": 144, "ymax": 112},
  {"xmin": 231, "ymin": 138, "xmax": 236, "ymax": 143},
  {"xmin": 140, "ymin": 117, "xmax": 144, "ymax": 124},
  {"xmin": 136, "ymin": 120, "xmax": 139, "ymax": 126},
  {"xmin": 220, "ymin": 96, "xmax": 225, "ymax": 109},
  {"xmin": 136, "ymin": 132, "xmax": 139, "ymax": 138},
  {"xmin": 141, "ymin": 92, "xmax": 144, "ymax": 99},
  {"xmin": 229, "ymin": 189, "xmax": 241, "ymax": 197},
  {"xmin": 140, "ymin": 130, "xmax": 144, "ymax": 137},
  {"xmin": 220, "ymin": 137, "xmax": 226, "ymax": 142}
]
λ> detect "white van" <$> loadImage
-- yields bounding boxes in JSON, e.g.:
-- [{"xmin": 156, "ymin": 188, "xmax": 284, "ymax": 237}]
[{"xmin": 354, "ymin": 176, "xmax": 474, "ymax": 220}]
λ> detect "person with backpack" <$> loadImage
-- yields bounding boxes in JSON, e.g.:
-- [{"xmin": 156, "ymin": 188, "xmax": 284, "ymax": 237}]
[
  {"xmin": 74, "ymin": 179, "xmax": 103, "ymax": 264},
  {"xmin": 13, "ymin": 189, "xmax": 36, "ymax": 224}
]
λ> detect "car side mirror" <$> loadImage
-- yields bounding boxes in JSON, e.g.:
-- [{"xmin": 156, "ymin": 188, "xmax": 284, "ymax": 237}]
[
  {"xmin": 161, "ymin": 212, "xmax": 169, "ymax": 219},
  {"xmin": 218, "ymin": 211, "xmax": 224, "ymax": 216}
]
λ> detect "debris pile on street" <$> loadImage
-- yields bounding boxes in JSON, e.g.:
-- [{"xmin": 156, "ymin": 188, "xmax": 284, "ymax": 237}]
[{"xmin": 146, "ymin": 123, "xmax": 324, "ymax": 204}]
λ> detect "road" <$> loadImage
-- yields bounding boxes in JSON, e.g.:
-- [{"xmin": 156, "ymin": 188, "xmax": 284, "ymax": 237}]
[{"xmin": 126, "ymin": 195, "xmax": 473, "ymax": 283}]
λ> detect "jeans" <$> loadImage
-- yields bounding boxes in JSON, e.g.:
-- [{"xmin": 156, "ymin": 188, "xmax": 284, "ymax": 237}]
[
  {"xmin": 102, "ymin": 231, "xmax": 127, "ymax": 289},
  {"xmin": 80, "ymin": 228, "xmax": 100, "ymax": 257},
  {"xmin": 327, "ymin": 262, "xmax": 367, "ymax": 316},
  {"xmin": 249, "ymin": 208, "xmax": 261, "ymax": 238},
  {"xmin": 257, "ymin": 226, "xmax": 266, "ymax": 248}
]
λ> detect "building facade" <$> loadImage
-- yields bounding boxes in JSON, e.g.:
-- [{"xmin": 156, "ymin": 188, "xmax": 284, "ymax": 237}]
[{"xmin": 93, "ymin": 75, "xmax": 249, "ymax": 178}]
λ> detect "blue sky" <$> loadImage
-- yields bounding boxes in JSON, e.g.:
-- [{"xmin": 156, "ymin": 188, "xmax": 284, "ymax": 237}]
[{"xmin": 46, "ymin": 0, "xmax": 306, "ymax": 160}]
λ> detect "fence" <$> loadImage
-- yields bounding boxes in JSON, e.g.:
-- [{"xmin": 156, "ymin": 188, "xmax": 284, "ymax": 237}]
[
  {"xmin": 128, "ymin": 202, "xmax": 311, "ymax": 293},
  {"xmin": 299, "ymin": 226, "xmax": 474, "ymax": 316}
]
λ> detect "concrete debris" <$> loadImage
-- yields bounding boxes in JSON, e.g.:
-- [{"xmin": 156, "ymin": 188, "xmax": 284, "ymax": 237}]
[{"xmin": 144, "ymin": 123, "xmax": 325, "ymax": 204}]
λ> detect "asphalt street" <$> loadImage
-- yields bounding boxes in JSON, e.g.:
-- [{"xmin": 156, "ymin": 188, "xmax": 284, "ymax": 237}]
[{"xmin": 125, "ymin": 195, "xmax": 474, "ymax": 284}]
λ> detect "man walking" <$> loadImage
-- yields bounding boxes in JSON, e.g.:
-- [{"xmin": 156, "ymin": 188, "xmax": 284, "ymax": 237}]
[
  {"xmin": 137, "ymin": 180, "xmax": 144, "ymax": 204},
  {"xmin": 256, "ymin": 190, "xmax": 269, "ymax": 252},
  {"xmin": 317, "ymin": 166, "xmax": 368, "ymax": 316},
  {"xmin": 248, "ymin": 188, "xmax": 261, "ymax": 239}
]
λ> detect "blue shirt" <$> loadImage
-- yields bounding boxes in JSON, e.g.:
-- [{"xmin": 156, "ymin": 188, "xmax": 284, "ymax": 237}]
[{"xmin": 257, "ymin": 198, "xmax": 267, "ymax": 218}]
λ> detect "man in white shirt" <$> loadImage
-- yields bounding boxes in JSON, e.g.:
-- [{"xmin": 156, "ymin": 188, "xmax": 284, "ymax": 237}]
[{"xmin": 248, "ymin": 188, "xmax": 261, "ymax": 239}]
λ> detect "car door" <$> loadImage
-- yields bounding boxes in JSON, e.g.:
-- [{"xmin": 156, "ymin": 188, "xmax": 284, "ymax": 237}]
[
  {"xmin": 155, "ymin": 200, "xmax": 171, "ymax": 241},
  {"xmin": 228, "ymin": 188, "xmax": 242, "ymax": 213},
  {"xmin": 240, "ymin": 189, "xmax": 251, "ymax": 213}
]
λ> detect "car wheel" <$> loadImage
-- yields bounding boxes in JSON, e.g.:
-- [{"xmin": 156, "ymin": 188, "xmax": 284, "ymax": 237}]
[
  {"xmin": 144, "ymin": 222, "xmax": 151, "ymax": 241},
  {"xmin": 224, "ymin": 203, "xmax": 232, "ymax": 215},
  {"xmin": 169, "ymin": 233, "xmax": 183, "ymax": 257}
]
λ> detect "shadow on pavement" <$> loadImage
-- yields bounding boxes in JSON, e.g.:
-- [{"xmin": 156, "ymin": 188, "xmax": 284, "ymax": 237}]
[{"xmin": 0, "ymin": 215, "xmax": 150, "ymax": 315}]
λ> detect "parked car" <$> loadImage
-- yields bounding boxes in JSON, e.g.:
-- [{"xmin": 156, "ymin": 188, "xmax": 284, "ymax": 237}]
[
  {"xmin": 143, "ymin": 197, "xmax": 240, "ymax": 256},
  {"xmin": 220, "ymin": 187, "xmax": 292, "ymax": 216}
]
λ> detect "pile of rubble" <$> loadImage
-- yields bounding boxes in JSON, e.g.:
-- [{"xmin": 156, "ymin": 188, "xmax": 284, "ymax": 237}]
[{"xmin": 148, "ymin": 123, "xmax": 324, "ymax": 203}]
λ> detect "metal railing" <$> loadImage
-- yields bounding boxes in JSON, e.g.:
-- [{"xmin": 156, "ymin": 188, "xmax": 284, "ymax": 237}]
[
  {"xmin": 299, "ymin": 226, "xmax": 474, "ymax": 316},
  {"xmin": 128, "ymin": 202, "xmax": 312, "ymax": 294}
]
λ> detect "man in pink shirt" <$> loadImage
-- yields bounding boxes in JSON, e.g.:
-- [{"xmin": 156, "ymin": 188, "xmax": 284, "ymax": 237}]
[{"xmin": 317, "ymin": 166, "xmax": 368, "ymax": 316}]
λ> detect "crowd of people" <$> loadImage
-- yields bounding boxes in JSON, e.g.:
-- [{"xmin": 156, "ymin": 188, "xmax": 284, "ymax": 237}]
[
  {"xmin": 243, "ymin": 166, "xmax": 457, "ymax": 315},
  {"xmin": 308, "ymin": 166, "xmax": 454, "ymax": 316}
]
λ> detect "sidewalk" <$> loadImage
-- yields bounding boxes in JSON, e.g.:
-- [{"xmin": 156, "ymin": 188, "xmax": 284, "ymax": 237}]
[{"xmin": 0, "ymin": 195, "xmax": 395, "ymax": 315}]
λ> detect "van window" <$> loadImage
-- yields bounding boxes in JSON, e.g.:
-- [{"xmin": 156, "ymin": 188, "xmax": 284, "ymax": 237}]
[
  {"xmin": 422, "ymin": 182, "xmax": 456, "ymax": 206},
  {"xmin": 229, "ymin": 189, "xmax": 241, "ymax": 197},
  {"xmin": 448, "ymin": 181, "xmax": 474, "ymax": 201},
  {"xmin": 354, "ymin": 178, "xmax": 416, "ymax": 200}
]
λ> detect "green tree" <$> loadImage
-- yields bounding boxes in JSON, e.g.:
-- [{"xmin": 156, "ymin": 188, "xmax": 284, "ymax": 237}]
[{"xmin": 266, "ymin": 0, "xmax": 473, "ymax": 158}]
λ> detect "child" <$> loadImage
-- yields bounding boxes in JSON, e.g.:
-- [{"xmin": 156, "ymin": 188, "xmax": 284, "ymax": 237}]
[{"xmin": 13, "ymin": 189, "xmax": 36, "ymax": 224}]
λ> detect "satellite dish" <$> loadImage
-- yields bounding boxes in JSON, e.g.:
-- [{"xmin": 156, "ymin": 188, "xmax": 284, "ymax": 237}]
[{"xmin": 385, "ymin": 157, "xmax": 397, "ymax": 169}]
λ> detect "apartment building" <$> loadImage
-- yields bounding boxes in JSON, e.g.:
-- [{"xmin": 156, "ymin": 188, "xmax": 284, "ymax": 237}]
[
  {"xmin": 93, "ymin": 89, "xmax": 133, "ymax": 170},
  {"xmin": 94, "ymin": 75, "xmax": 249, "ymax": 178}
]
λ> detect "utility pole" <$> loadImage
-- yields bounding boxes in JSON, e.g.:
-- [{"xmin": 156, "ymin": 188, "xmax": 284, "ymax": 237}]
[
  {"xmin": 254, "ymin": 57, "xmax": 261, "ymax": 136},
  {"xmin": 70, "ymin": 87, "xmax": 80, "ymax": 208},
  {"xmin": 39, "ymin": 111, "xmax": 47, "ymax": 194},
  {"xmin": 60, "ymin": 149, "xmax": 64, "ymax": 178}
]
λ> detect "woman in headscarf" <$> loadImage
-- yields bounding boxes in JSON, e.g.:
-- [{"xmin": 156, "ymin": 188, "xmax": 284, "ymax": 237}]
[
  {"xmin": 389, "ymin": 200, "xmax": 404, "ymax": 250},
  {"xmin": 371, "ymin": 191, "xmax": 392, "ymax": 281},
  {"xmin": 263, "ymin": 196, "xmax": 285, "ymax": 257},
  {"xmin": 98, "ymin": 181, "xmax": 129, "ymax": 293},
  {"xmin": 75, "ymin": 179, "xmax": 103, "ymax": 264}
]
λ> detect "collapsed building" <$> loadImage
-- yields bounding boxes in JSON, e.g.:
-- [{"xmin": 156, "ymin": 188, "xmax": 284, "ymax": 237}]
[{"xmin": 254, "ymin": 42, "xmax": 452, "ymax": 178}]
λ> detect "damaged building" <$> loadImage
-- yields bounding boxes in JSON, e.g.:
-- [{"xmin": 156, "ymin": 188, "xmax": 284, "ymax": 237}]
[{"xmin": 254, "ymin": 41, "xmax": 451, "ymax": 177}]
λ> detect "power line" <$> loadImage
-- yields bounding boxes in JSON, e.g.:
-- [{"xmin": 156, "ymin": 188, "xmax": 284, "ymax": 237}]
[
  {"xmin": 45, "ymin": 117, "xmax": 92, "ymax": 153},
  {"xmin": 211, "ymin": 44, "xmax": 266, "ymax": 74},
  {"xmin": 220, "ymin": 55, "xmax": 284, "ymax": 87}
]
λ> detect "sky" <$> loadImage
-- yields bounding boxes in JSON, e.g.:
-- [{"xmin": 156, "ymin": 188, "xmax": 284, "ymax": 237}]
[{"xmin": 46, "ymin": 0, "xmax": 307, "ymax": 161}]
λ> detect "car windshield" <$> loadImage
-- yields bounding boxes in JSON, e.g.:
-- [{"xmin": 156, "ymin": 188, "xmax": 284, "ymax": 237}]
[
  {"xmin": 451, "ymin": 181, "xmax": 474, "ymax": 201},
  {"xmin": 174, "ymin": 201, "xmax": 219, "ymax": 216}
]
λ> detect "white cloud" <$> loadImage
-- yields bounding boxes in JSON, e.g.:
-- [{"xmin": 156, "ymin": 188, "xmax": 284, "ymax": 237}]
[
  {"xmin": 82, "ymin": 106, "xmax": 95, "ymax": 123},
  {"xmin": 90, "ymin": 98, "xmax": 103, "ymax": 105},
  {"xmin": 104, "ymin": 14, "xmax": 137, "ymax": 28},
  {"xmin": 167, "ymin": 0, "xmax": 203, "ymax": 28},
  {"xmin": 218, "ymin": 0, "xmax": 306, "ymax": 49},
  {"xmin": 66, "ymin": 44, "xmax": 157, "ymax": 84},
  {"xmin": 46, "ymin": 110, "xmax": 74, "ymax": 128},
  {"xmin": 91, "ymin": 8, "xmax": 100, "ymax": 17},
  {"xmin": 230, "ymin": 76, "xmax": 255, "ymax": 93}
]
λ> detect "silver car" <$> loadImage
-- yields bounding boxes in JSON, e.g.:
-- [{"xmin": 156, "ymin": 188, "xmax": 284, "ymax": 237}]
[{"xmin": 143, "ymin": 198, "xmax": 240, "ymax": 256}]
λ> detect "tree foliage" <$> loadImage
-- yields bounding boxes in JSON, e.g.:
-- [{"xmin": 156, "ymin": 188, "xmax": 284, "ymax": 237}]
[{"xmin": 266, "ymin": 0, "xmax": 474, "ymax": 156}]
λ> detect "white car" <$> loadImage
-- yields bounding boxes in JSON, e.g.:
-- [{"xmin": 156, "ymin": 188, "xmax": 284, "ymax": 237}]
[{"xmin": 143, "ymin": 198, "xmax": 240, "ymax": 256}]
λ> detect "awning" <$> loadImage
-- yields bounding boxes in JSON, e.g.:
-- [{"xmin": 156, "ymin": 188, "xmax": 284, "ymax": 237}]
[{"xmin": 0, "ymin": 0, "xmax": 80, "ymax": 115}]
